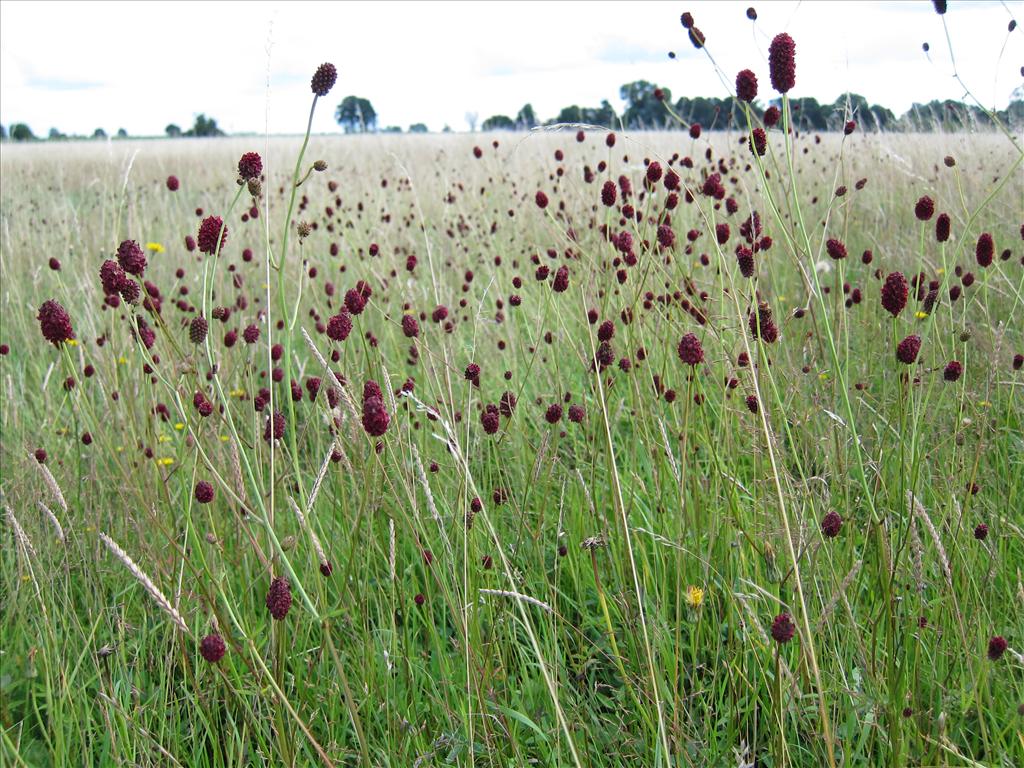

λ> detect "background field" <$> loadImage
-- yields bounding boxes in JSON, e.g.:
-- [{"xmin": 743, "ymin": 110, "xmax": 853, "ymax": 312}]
[{"xmin": 1, "ymin": 125, "xmax": 1022, "ymax": 767}]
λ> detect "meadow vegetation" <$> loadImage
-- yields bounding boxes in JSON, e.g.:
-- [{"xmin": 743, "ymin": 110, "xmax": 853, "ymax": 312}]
[{"xmin": 1, "ymin": 14, "xmax": 1022, "ymax": 768}]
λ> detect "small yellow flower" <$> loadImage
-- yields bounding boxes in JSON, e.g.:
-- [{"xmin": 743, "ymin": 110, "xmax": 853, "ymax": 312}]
[
  {"xmin": 685, "ymin": 585, "xmax": 705, "ymax": 609},
  {"xmin": 219, "ymin": 435, "xmax": 230, "ymax": 442},
  {"xmin": 117, "ymin": 356, "xmax": 128, "ymax": 365},
  {"xmin": 937, "ymin": 267, "xmax": 945, "ymax": 275},
  {"xmin": 819, "ymin": 372, "xmax": 829, "ymax": 381},
  {"xmin": 156, "ymin": 457, "xmax": 174, "ymax": 466},
  {"xmin": 146, "ymin": 242, "xmax": 165, "ymax": 253},
  {"xmin": 915, "ymin": 311, "xmax": 929, "ymax": 320},
  {"xmin": 978, "ymin": 400, "xmax": 991, "ymax": 408},
  {"xmin": 67, "ymin": 339, "xmax": 79, "ymax": 347},
  {"xmin": 229, "ymin": 388, "xmax": 246, "ymax": 398},
  {"xmin": 157, "ymin": 435, "xmax": 171, "ymax": 444},
  {"xmin": 174, "ymin": 422, "xmax": 185, "ymax": 431}
]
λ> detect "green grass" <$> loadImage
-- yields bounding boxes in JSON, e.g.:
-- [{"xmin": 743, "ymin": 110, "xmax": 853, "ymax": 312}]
[{"xmin": 1, "ymin": 108, "xmax": 1022, "ymax": 768}]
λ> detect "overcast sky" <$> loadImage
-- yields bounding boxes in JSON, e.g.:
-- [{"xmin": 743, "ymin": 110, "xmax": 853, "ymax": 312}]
[{"xmin": 1, "ymin": 1, "xmax": 1020, "ymax": 136}]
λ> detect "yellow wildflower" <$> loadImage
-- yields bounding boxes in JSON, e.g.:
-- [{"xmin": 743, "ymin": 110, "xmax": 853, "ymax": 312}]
[
  {"xmin": 686, "ymin": 585, "xmax": 705, "ymax": 609},
  {"xmin": 146, "ymin": 242, "xmax": 165, "ymax": 253}
]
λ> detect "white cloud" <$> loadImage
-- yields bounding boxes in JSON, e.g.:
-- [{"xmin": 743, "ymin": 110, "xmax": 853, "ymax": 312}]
[{"xmin": 1, "ymin": 1, "xmax": 1020, "ymax": 136}]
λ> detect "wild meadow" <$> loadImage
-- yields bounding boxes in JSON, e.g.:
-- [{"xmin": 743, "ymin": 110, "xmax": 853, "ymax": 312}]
[{"xmin": 1, "ymin": 9, "xmax": 1022, "ymax": 768}]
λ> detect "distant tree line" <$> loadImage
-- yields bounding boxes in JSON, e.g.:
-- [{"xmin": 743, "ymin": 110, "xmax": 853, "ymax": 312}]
[
  {"xmin": 0, "ymin": 113, "xmax": 224, "ymax": 142},
  {"xmin": 3, "ymin": 86, "xmax": 1021, "ymax": 141},
  {"xmin": 474, "ymin": 81, "xmax": 1024, "ymax": 134}
]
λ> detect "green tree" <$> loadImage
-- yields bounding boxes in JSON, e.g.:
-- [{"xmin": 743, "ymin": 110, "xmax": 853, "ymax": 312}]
[
  {"xmin": 165, "ymin": 123, "xmax": 182, "ymax": 137},
  {"xmin": 408, "ymin": 123, "xmax": 428, "ymax": 133},
  {"xmin": 48, "ymin": 127, "xmax": 66, "ymax": 141},
  {"xmin": 185, "ymin": 114, "xmax": 225, "ymax": 138},
  {"xmin": 516, "ymin": 103, "xmax": 538, "ymax": 129},
  {"xmin": 334, "ymin": 96, "xmax": 378, "ymax": 133},
  {"xmin": 0, "ymin": 124, "xmax": 7, "ymax": 140},
  {"xmin": 552, "ymin": 105, "xmax": 583, "ymax": 124},
  {"xmin": 581, "ymin": 100, "xmax": 617, "ymax": 128},
  {"xmin": 116, "ymin": 128, "xmax": 128, "ymax": 138},
  {"xmin": 92, "ymin": 128, "xmax": 107, "ymax": 139},
  {"xmin": 10, "ymin": 123, "xmax": 35, "ymax": 141},
  {"xmin": 620, "ymin": 81, "xmax": 671, "ymax": 129},
  {"xmin": 481, "ymin": 114, "xmax": 515, "ymax": 131}
]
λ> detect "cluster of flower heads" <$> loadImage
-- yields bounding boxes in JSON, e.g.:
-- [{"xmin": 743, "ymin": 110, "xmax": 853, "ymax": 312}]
[{"xmin": 17, "ymin": 49, "xmax": 1022, "ymax": 685}]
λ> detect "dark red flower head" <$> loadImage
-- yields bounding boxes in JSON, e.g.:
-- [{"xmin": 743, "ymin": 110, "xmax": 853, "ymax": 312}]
[
  {"xmin": 311, "ymin": 63, "xmax": 337, "ymax": 96},
  {"xmin": 37, "ymin": 300, "xmax": 74, "ymax": 346},
  {"xmin": 943, "ymin": 360, "xmax": 962, "ymax": 381},
  {"xmin": 401, "ymin": 314, "xmax": 419, "ymax": 338},
  {"xmin": 100, "ymin": 259, "xmax": 128, "ymax": 295},
  {"xmin": 362, "ymin": 381, "xmax": 390, "ymax": 437},
  {"xmin": 117, "ymin": 239, "xmax": 147, "ymax": 277},
  {"xmin": 264, "ymin": 410, "xmax": 285, "ymax": 443},
  {"xmin": 763, "ymin": 105, "xmax": 781, "ymax": 127},
  {"xmin": 680, "ymin": 12, "xmax": 694, "ymax": 28},
  {"xmin": 552, "ymin": 265, "xmax": 569, "ymax": 292},
  {"xmin": 197, "ymin": 216, "xmax": 228, "ymax": 255},
  {"xmin": 821, "ymin": 511, "xmax": 843, "ymax": 538},
  {"xmin": 896, "ymin": 334, "xmax": 922, "ymax": 365},
  {"xmin": 750, "ymin": 127, "xmax": 767, "ymax": 156},
  {"xmin": 601, "ymin": 180, "xmax": 617, "ymax": 207},
  {"xmin": 199, "ymin": 633, "xmax": 226, "ymax": 663},
  {"xmin": 973, "ymin": 523, "xmax": 988, "ymax": 540},
  {"xmin": 771, "ymin": 612, "xmax": 796, "ymax": 643},
  {"xmin": 746, "ymin": 7, "xmax": 757, "ymax": 20},
  {"xmin": 881, "ymin": 272, "xmax": 909, "ymax": 317},
  {"xmin": 843, "ymin": 120, "xmax": 856, "ymax": 135},
  {"xmin": 976, "ymin": 233, "xmax": 994, "ymax": 267},
  {"xmin": 238, "ymin": 152, "xmax": 263, "ymax": 181},
  {"xmin": 736, "ymin": 69, "xmax": 758, "ymax": 102},
  {"xmin": 768, "ymin": 33, "xmax": 796, "ymax": 93},
  {"xmin": 987, "ymin": 635, "xmax": 1007, "ymax": 661},
  {"xmin": 826, "ymin": 238, "xmax": 847, "ymax": 260},
  {"xmin": 535, "ymin": 190, "xmax": 549, "ymax": 209},
  {"xmin": 914, "ymin": 196, "xmax": 935, "ymax": 221},
  {"xmin": 189, "ymin": 315, "xmax": 208, "ymax": 345},
  {"xmin": 935, "ymin": 213, "xmax": 951, "ymax": 243},
  {"xmin": 749, "ymin": 302, "xmax": 779, "ymax": 343},
  {"xmin": 194, "ymin": 481, "xmax": 214, "ymax": 504},
  {"xmin": 677, "ymin": 333, "xmax": 704, "ymax": 366},
  {"xmin": 736, "ymin": 246, "xmax": 755, "ymax": 277},
  {"xmin": 166, "ymin": 175, "xmax": 179, "ymax": 191},
  {"xmin": 545, "ymin": 403, "xmax": 563, "ymax": 424},
  {"xmin": 326, "ymin": 311, "xmax": 352, "ymax": 341},
  {"xmin": 266, "ymin": 576, "xmax": 292, "ymax": 620}
]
